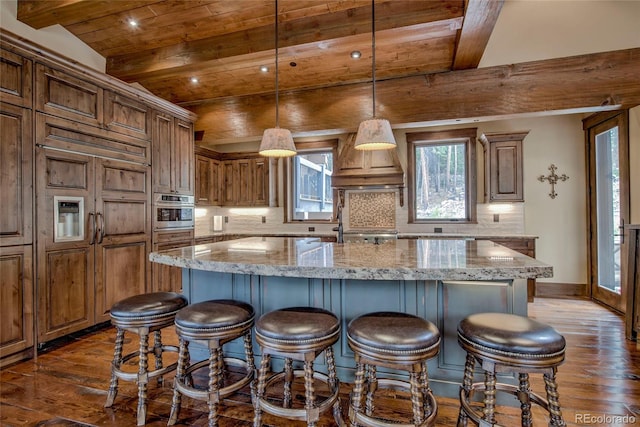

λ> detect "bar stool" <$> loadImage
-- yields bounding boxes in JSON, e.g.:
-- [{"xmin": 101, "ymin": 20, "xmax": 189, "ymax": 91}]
[
  {"xmin": 457, "ymin": 312, "xmax": 566, "ymax": 427},
  {"xmin": 167, "ymin": 299, "xmax": 255, "ymax": 427},
  {"xmin": 347, "ymin": 312, "xmax": 441, "ymax": 427},
  {"xmin": 105, "ymin": 291, "xmax": 188, "ymax": 426},
  {"xmin": 253, "ymin": 306, "xmax": 342, "ymax": 427}
]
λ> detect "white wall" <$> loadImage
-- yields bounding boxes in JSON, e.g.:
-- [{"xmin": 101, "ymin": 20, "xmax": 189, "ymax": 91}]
[
  {"xmin": 480, "ymin": 0, "xmax": 640, "ymax": 67},
  {"xmin": 0, "ymin": 0, "xmax": 105, "ymax": 71}
]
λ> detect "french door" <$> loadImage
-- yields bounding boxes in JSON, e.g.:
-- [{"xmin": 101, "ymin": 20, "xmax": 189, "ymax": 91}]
[{"xmin": 585, "ymin": 111, "xmax": 630, "ymax": 312}]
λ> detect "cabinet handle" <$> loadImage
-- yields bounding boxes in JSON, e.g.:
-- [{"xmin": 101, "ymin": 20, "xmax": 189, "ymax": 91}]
[
  {"xmin": 97, "ymin": 212, "xmax": 105, "ymax": 244},
  {"xmin": 88, "ymin": 212, "xmax": 95, "ymax": 245}
]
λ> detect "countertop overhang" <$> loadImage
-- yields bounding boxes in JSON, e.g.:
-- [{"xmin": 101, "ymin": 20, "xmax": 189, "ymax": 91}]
[{"xmin": 150, "ymin": 237, "xmax": 552, "ymax": 281}]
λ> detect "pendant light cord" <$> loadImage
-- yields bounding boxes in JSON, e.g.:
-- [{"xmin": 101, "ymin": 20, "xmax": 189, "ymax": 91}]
[
  {"xmin": 371, "ymin": 0, "xmax": 376, "ymax": 119},
  {"xmin": 275, "ymin": 0, "xmax": 280, "ymax": 127}
]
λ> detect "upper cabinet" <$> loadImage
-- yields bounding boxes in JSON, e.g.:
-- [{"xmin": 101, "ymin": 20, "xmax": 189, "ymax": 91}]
[
  {"xmin": 152, "ymin": 111, "xmax": 194, "ymax": 195},
  {"xmin": 481, "ymin": 131, "xmax": 529, "ymax": 202},
  {"xmin": 103, "ymin": 91, "xmax": 152, "ymax": 141},
  {"xmin": 1, "ymin": 48, "xmax": 32, "ymax": 108},
  {"xmin": 195, "ymin": 149, "xmax": 273, "ymax": 207},
  {"xmin": 0, "ymin": 102, "xmax": 32, "ymax": 247}
]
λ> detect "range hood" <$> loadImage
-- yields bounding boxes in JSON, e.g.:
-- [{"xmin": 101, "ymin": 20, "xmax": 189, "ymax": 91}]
[{"xmin": 331, "ymin": 133, "xmax": 405, "ymax": 189}]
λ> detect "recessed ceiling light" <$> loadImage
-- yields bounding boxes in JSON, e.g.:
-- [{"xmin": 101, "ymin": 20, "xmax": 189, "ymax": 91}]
[
  {"xmin": 260, "ymin": 65, "xmax": 269, "ymax": 73},
  {"xmin": 190, "ymin": 77, "xmax": 199, "ymax": 84},
  {"xmin": 351, "ymin": 51, "xmax": 361, "ymax": 59},
  {"xmin": 128, "ymin": 19, "xmax": 138, "ymax": 27}
]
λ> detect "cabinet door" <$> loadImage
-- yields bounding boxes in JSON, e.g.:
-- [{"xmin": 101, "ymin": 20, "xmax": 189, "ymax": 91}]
[
  {"xmin": 236, "ymin": 159, "xmax": 252, "ymax": 206},
  {"xmin": 253, "ymin": 157, "xmax": 269, "ymax": 206},
  {"xmin": 36, "ymin": 149, "xmax": 95, "ymax": 342},
  {"xmin": 104, "ymin": 91, "xmax": 152, "ymax": 141},
  {"xmin": 35, "ymin": 64, "xmax": 102, "ymax": 127},
  {"xmin": 0, "ymin": 48, "xmax": 32, "ymax": 108},
  {"xmin": 152, "ymin": 230, "xmax": 193, "ymax": 293},
  {"xmin": 222, "ymin": 161, "xmax": 237, "ymax": 204},
  {"xmin": 1, "ymin": 103, "xmax": 32, "ymax": 247},
  {"xmin": 174, "ymin": 119, "xmax": 194, "ymax": 195},
  {"xmin": 93, "ymin": 158, "xmax": 151, "ymax": 323},
  {"xmin": 152, "ymin": 111, "xmax": 174, "ymax": 193},
  {"xmin": 195, "ymin": 154, "xmax": 212, "ymax": 205},
  {"xmin": 0, "ymin": 245, "xmax": 34, "ymax": 362},
  {"xmin": 483, "ymin": 131, "xmax": 527, "ymax": 202}
]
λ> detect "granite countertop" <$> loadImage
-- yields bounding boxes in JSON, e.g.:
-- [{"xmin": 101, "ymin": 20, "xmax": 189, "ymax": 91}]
[
  {"xmin": 150, "ymin": 237, "xmax": 552, "ymax": 281},
  {"xmin": 194, "ymin": 231, "xmax": 538, "ymax": 240}
]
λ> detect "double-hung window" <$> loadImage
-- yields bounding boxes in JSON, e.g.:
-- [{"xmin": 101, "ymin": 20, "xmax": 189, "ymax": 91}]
[
  {"xmin": 287, "ymin": 140, "xmax": 337, "ymax": 221},
  {"xmin": 407, "ymin": 128, "xmax": 477, "ymax": 223}
]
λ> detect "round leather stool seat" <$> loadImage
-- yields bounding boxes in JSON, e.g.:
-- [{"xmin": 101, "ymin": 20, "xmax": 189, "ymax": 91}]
[
  {"xmin": 347, "ymin": 312, "xmax": 440, "ymax": 427},
  {"xmin": 457, "ymin": 312, "xmax": 567, "ymax": 427},
  {"xmin": 458, "ymin": 312, "xmax": 566, "ymax": 362},
  {"xmin": 348, "ymin": 311, "xmax": 440, "ymax": 362},
  {"xmin": 253, "ymin": 307, "xmax": 342, "ymax": 427},
  {"xmin": 168, "ymin": 300, "xmax": 255, "ymax": 427},
  {"xmin": 110, "ymin": 291, "xmax": 188, "ymax": 322},
  {"xmin": 105, "ymin": 292, "xmax": 187, "ymax": 426},
  {"xmin": 256, "ymin": 306, "xmax": 340, "ymax": 345}
]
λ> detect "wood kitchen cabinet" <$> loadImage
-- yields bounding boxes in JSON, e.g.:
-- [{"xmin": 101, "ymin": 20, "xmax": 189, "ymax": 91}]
[
  {"xmin": 481, "ymin": 131, "xmax": 529, "ymax": 202},
  {"xmin": 0, "ymin": 245, "xmax": 34, "ymax": 367},
  {"xmin": 477, "ymin": 237, "xmax": 537, "ymax": 302},
  {"xmin": 1, "ymin": 102, "xmax": 32, "ymax": 247},
  {"xmin": 1, "ymin": 47, "xmax": 32, "ymax": 108},
  {"xmin": 152, "ymin": 229, "xmax": 194, "ymax": 293},
  {"xmin": 152, "ymin": 111, "xmax": 194, "ymax": 195},
  {"xmin": 35, "ymin": 143, "xmax": 151, "ymax": 342},
  {"xmin": 221, "ymin": 156, "xmax": 271, "ymax": 206},
  {"xmin": 626, "ymin": 225, "xmax": 640, "ymax": 344},
  {"xmin": 195, "ymin": 152, "xmax": 221, "ymax": 205}
]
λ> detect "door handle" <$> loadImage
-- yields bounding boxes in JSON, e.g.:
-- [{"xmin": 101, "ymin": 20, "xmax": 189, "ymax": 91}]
[
  {"xmin": 96, "ymin": 212, "xmax": 105, "ymax": 244},
  {"xmin": 618, "ymin": 219, "xmax": 625, "ymax": 244},
  {"xmin": 88, "ymin": 212, "xmax": 95, "ymax": 245}
]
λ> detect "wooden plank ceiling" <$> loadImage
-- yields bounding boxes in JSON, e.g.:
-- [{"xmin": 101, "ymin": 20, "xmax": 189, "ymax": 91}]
[{"xmin": 16, "ymin": 0, "xmax": 639, "ymax": 146}]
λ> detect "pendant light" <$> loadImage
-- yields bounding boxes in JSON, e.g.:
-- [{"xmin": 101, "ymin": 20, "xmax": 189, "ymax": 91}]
[
  {"xmin": 354, "ymin": 0, "xmax": 396, "ymax": 151},
  {"xmin": 258, "ymin": 0, "xmax": 296, "ymax": 157}
]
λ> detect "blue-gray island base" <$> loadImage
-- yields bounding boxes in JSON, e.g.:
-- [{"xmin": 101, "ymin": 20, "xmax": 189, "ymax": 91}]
[{"xmin": 150, "ymin": 237, "xmax": 553, "ymax": 398}]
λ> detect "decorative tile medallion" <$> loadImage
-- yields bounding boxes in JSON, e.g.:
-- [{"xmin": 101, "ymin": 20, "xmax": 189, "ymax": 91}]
[{"xmin": 349, "ymin": 192, "xmax": 396, "ymax": 229}]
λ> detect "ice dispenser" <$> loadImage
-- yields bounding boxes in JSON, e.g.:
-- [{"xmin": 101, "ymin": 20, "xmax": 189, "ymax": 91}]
[{"xmin": 54, "ymin": 196, "xmax": 84, "ymax": 242}]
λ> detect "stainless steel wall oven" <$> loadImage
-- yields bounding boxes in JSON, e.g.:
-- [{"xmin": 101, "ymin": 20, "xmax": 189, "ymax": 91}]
[{"xmin": 153, "ymin": 193, "xmax": 195, "ymax": 230}]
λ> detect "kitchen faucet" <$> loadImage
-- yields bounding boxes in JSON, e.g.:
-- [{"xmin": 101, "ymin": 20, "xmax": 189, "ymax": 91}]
[{"xmin": 332, "ymin": 205, "xmax": 344, "ymax": 243}]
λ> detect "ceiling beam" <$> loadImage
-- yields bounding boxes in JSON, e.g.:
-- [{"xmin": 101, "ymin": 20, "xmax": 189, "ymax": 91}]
[
  {"xmin": 189, "ymin": 48, "xmax": 640, "ymax": 144},
  {"xmin": 17, "ymin": 0, "xmax": 162, "ymax": 29},
  {"xmin": 106, "ymin": 1, "xmax": 464, "ymax": 81},
  {"xmin": 453, "ymin": 0, "xmax": 504, "ymax": 70}
]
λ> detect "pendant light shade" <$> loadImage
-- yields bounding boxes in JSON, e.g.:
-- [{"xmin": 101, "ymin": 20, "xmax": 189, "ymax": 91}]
[
  {"xmin": 354, "ymin": 0, "xmax": 396, "ymax": 151},
  {"xmin": 259, "ymin": 127, "xmax": 296, "ymax": 157},
  {"xmin": 259, "ymin": 0, "xmax": 296, "ymax": 157}
]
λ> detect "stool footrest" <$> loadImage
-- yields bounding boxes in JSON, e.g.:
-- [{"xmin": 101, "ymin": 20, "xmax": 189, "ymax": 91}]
[
  {"xmin": 173, "ymin": 357, "xmax": 254, "ymax": 402},
  {"xmin": 111, "ymin": 345, "xmax": 180, "ymax": 382},
  {"xmin": 460, "ymin": 382, "xmax": 550, "ymax": 427},
  {"xmin": 253, "ymin": 369, "xmax": 341, "ymax": 423},
  {"xmin": 349, "ymin": 377, "xmax": 438, "ymax": 427}
]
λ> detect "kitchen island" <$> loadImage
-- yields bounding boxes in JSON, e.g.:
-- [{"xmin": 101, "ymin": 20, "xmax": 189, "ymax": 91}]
[{"xmin": 150, "ymin": 237, "xmax": 552, "ymax": 398}]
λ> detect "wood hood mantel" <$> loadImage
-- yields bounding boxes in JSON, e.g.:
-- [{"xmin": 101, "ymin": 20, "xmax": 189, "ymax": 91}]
[{"xmin": 332, "ymin": 133, "xmax": 405, "ymax": 189}]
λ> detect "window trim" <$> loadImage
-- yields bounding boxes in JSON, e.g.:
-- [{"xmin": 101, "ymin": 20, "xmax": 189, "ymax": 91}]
[
  {"xmin": 284, "ymin": 139, "xmax": 338, "ymax": 223},
  {"xmin": 407, "ymin": 128, "xmax": 477, "ymax": 224}
]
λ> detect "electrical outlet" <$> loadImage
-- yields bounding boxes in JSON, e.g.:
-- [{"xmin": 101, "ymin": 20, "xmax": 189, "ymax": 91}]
[
  {"xmin": 261, "ymin": 216, "xmax": 266, "ymax": 223},
  {"xmin": 224, "ymin": 216, "xmax": 228, "ymax": 223},
  {"xmin": 493, "ymin": 214, "xmax": 500, "ymax": 222},
  {"xmin": 434, "ymin": 227, "xmax": 443, "ymax": 233},
  {"xmin": 308, "ymin": 227, "xmax": 315, "ymax": 232}
]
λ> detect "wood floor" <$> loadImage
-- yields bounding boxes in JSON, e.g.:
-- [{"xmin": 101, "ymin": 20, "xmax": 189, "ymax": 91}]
[{"xmin": 1, "ymin": 297, "xmax": 639, "ymax": 427}]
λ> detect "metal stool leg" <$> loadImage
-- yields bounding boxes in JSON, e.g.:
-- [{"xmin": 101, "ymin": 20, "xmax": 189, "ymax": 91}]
[
  {"xmin": 105, "ymin": 327, "xmax": 125, "ymax": 408},
  {"xmin": 544, "ymin": 369, "xmax": 565, "ymax": 427},
  {"xmin": 136, "ymin": 327, "xmax": 150, "ymax": 426},
  {"xmin": 518, "ymin": 373, "xmax": 532, "ymax": 427},
  {"xmin": 253, "ymin": 353, "xmax": 270, "ymax": 427},
  {"xmin": 168, "ymin": 339, "xmax": 188, "ymax": 426},
  {"xmin": 457, "ymin": 353, "xmax": 475, "ymax": 427}
]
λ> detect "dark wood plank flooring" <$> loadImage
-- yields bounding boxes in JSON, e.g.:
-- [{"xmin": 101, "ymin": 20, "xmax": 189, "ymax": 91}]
[{"xmin": 1, "ymin": 298, "xmax": 639, "ymax": 426}]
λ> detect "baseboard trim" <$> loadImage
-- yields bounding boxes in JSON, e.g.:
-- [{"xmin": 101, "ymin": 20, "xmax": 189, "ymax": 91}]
[{"xmin": 536, "ymin": 281, "xmax": 587, "ymax": 298}]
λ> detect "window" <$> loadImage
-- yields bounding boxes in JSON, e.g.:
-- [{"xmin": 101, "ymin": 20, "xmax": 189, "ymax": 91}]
[
  {"xmin": 407, "ymin": 128, "xmax": 477, "ymax": 223},
  {"xmin": 287, "ymin": 140, "xmax": 337, "ymax": 221}
]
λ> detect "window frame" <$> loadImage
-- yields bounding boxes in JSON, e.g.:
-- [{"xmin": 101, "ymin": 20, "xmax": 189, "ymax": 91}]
[
  {"xmin": 407, "ymin": 128, "xmax": 477, "ymax": 224},
  {"xmin": 284, "ymin": 139, "xmax": 339, "ymax": 223}
]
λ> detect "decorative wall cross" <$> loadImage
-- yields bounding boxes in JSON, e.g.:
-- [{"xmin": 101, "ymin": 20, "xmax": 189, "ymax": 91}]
[{"xmin": 538, "ymin": 164, "xmax": 569, "ymax": 199}]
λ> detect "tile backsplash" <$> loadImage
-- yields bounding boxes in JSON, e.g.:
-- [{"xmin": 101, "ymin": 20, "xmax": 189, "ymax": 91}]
[{"xmin": 348, "ymin": 192, "xmax": 396, "ymax": 229}]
